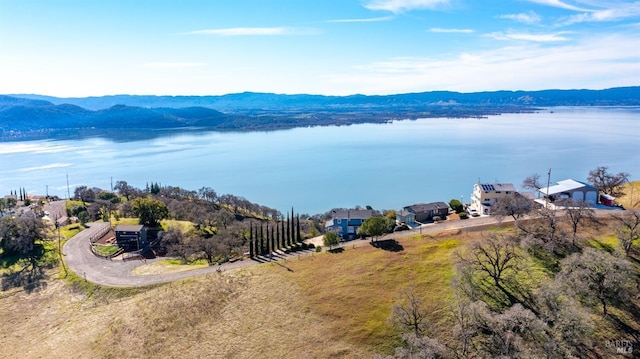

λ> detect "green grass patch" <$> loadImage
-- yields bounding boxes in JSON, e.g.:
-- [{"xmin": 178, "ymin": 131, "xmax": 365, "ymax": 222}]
[
  {"xmin": 91, "ymin": 244, "xmax": 121, "ymax": 257},
  {"xmin": 587, "ymin": 235, "xmax": 619, "ymax": 253},
  {"xmin": 161, "ymin": 219, "xmax": 194, "ymax": 232},
  {"xmin": 59, "ymin": 224, "xmax": 84, "ymax": 240},
  {"xmin": 110, "ymin": 217, "xmax": 139, "ymax": 226}
]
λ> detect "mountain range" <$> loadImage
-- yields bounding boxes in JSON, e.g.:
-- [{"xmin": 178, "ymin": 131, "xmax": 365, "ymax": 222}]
[{"xmin": 1, "ymin": 87, "xmax": 638, "ymax": 140}]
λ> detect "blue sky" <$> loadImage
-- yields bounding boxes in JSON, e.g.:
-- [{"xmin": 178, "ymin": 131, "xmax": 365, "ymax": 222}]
[{"xmin": 1, "ymin": 0, "xmax": 638, "ymax": 96}]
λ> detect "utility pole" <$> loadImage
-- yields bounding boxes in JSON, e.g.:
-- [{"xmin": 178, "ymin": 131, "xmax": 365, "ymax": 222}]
[
  {"xmin": 66, "ymin": 173, "xmax": 71, "ymax": 200},
  {"xmin": 546, "ymin": 168, "xmax": 551, "ymax": 209}
]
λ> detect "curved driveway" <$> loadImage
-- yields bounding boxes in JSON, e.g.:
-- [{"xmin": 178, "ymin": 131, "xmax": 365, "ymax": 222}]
[
  {"xmin": 63, "ymin": 222, "xmax": 257, "ymax": 287},
  {"xmin": 64, "ymin": 210, "xmax": 620, "ymax": 287}
]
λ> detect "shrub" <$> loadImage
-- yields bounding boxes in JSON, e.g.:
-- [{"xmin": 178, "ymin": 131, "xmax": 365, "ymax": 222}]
[
  {"xmin": 315, "ymin": 246, "xmax": 322, "ymax": 252},
  {"xmin": 433, "ymin": 216, "xmax": 441, "ymax": 222},
  {"xmin": 459, "ymin": 212, "xmax": 469, "ymax": 219},
  {"xmin": 449, "ymin": 199, "xmax": 464, "ymax": 213}
]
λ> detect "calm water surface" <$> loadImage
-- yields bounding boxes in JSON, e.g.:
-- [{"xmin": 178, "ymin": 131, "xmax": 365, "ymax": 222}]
[{"xmin": 1, "ymin": 107, "xmax": 638, "ymax": 214}]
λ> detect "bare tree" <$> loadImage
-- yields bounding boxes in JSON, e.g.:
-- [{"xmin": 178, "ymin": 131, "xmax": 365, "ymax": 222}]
[
  {"xmin": 535, "ymin": 282, "xmax": 593, "ymax": 355},
  {"xmin": 73, "ymin": 185, "xmax": 95, "ymax": 205},
  {"xmin": 522, "ymin": 173, "xmax": 542, "ymax": 192},
  {"xmin": 559, "ymin": 199, "xmax": 596, "ymax": 247},
  {"xmin": 518, "ymin": 207, "xmax": 567, "ymax": 254},
  {"xmin": 389, "ymin": 286, "xmax": 432, "ymax": 338},
  {"xmin": 471, "ymin": 302, "xmax": 548, "ymax": 358},
  {"xmin": 197, "ymin": 186, "xmax": 218, "ymax": 203},
  {"xmin": 613, "ymin": 210, "xmax": 640, "ymax": 257},
  {"xmin": 587, "ymin": 166, "xmax": 630, "ymax": 197},
  {"xmin": 459, "ymin": 233, "xmax": 521, "ymax": 291},
  {"xmin": 491, "ymin": 193, "xmax": 532, "ymax": 222},
  {"xmin": 557, "ymin": 248, "xmax": 635, "ymax": 316}
]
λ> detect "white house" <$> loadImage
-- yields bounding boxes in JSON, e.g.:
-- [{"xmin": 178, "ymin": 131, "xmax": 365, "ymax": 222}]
[{"xmin": 470, "ymin": 183, "xmax": 517, "ymax": 215}]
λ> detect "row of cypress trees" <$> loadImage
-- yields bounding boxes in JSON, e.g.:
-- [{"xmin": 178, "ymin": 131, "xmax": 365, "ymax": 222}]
[
  {"xmin": 248, "ymin": 207, "xmax": 303, "ymax": 258},
  {"xmin": 10, "ymin": 188, "xmax": 28, "ymax": 202}
]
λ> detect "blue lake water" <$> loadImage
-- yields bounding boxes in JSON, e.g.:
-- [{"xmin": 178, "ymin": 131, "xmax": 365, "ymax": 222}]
[{"xmin": 1, "ymin": 107, "xmax": 638, "ymax": 215}]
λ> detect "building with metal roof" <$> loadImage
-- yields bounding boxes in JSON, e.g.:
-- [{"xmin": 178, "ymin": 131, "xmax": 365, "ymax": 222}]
[{"xmin": 538, "ymin": 179, "xmax": 598, "ymax": 204}]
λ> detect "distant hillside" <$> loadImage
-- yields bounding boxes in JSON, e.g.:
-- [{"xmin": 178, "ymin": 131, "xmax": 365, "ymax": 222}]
[
  {"xmin": 0, "ymin": 95, "xmax": 230, "ymax": 135},
  {"xmin": 2, "ymin": 87, "xmax": 639, "ymax": 140},
  {"xmin": 13, "ymin": 87, "xmax": 640, "ymax": 110}
]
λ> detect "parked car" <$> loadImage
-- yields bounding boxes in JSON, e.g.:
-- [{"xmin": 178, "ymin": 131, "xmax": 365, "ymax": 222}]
[{"xmin": 469, "ymin": 208, "xmax": 480, "ymax": 217}]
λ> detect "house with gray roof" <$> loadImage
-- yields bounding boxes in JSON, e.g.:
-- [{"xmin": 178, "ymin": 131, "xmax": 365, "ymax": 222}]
[
  {"xmin": 402, "ymin": 202, "xmax": 449, "ymax": 223},
  {"xmin": 325, "ymin": 209, "xmax": 373, "ymax": 240}
]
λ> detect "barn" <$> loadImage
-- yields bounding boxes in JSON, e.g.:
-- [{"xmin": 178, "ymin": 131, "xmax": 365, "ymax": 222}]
[{"xmin": 538, "ymin": 179, "xmax": 598, "ymax": 204}]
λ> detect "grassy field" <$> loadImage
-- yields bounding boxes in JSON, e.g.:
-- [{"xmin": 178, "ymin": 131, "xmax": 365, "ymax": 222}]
[
  {"xmin": 619, "ymin": 180, "xmax": 640, "ymax": 209},
  {"xmin": 0, "ymin": 218, "xmax": 638, "ymax": 358}
]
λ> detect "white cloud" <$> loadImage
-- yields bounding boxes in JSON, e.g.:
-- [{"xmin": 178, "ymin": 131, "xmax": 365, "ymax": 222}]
[
  {"xmin": 561, "ymin": 2, "xmax": 640, "ymax": 25},
  {"xmin": 327, "ymin": 33, "xmax": 638, "ymax": 94},
  {"xmin": 429, "ymin": 27, "xmax": 474, "ymax": 33},
  {"xmin": 143, "ymin": 62, "xmax": 206, "ymax": 68},
  {"xmin": 498, "ymin": 11, "xmax": 542, "ymax": 24},
  {"xmin": 487, "ymin": 31, "xmax": 570, "ymax": 42},
  {"xmin": 184, "ymin": 27, "xmax": 292, "ymax": 36},
  {"xmin": 527, "ymin": 0, "xmax": 594, "ymax": 12},
  {"xmin": 363, "ymin": 0, "xmax": 450, "ymax": 14},
  {"xmin": 327, "ymin": 16, "xmax": 395, "ymax": 23}
]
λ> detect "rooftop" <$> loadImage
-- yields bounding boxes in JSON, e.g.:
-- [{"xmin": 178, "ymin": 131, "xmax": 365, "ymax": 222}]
[
  {"xmin": 539, "ymin": 179, "xmax": 597, "ymax": 196},
  {"xmin": 115, "ymin": 224, "xmax": 144, "ymax": 232},
  {"xmin": 475, "ymin": 183, "xmax": 517, "ymax": 192}
]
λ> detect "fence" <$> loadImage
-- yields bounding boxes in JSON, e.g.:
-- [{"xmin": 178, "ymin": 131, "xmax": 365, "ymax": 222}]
[{"xmin": 89, "ymin": 224, "xmax": 111, "ymax": 244}]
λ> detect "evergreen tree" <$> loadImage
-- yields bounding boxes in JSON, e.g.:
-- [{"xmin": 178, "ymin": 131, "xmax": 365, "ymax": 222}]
[
  {"xmin": 291, "ymin": 207, "xmax": 295, "ymax": 245},
  {"xmin": 280, "ymin": 218, "xmax": 286, "ymax": 248},
  {"xmin": 266, "ymin": 222, "xmax": 270, "ymax": 256},
  {"xmin": 259, "ymin": 225, "xmax": 265, "ymax": 255},
  {"xmin": 271, "ymin": 225, "xmax": 275, "ymax": 254},
  {"xmin": 276, "ymin": 219, "xmax": 281, "ymax": 249},
  {"xmin": 285, "ymin": 214, "xmax": 290, "ymax": 247},
  {"xmin": 249, "ymin": 223, "xmax": 254, "ymax": 258},
  {"xmin": 296, "ymin": 214, "xmax": 302, "ymax": 243}
]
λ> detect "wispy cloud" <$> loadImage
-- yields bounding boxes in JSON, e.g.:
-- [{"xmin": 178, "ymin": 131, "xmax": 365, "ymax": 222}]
[
  {"xmin": 327, "ymin": 16, "xmax": 394, "ymax": 23},
  {"xmin": 17, "ymin": 163, "xmax": 72, "ymax": 173},
  {"xmin": 331, "ymin": 33, "xmax": 638, "ymax": 94},
  {"xmin": 143, "ymin": 62, "xmax": 206, "ymax": 68},
  {"xmin": 429, "ymin": 27, "xmax": 474, "ymax": 33},
  {"xmin": 526, "ymin": 0, "xmax": 593, "ymax": 12},
  {"xmin": 498, "ymin": 11, "xmax": 542, "ymax": 24},
  {"xmin": 183, "ymin": 27, "xmax": 315, "ymax": 36},
  {"xmin": 363, "ymin": 0, "xmax": 450, "ymax": 14},
  {"xmin": 560, "ymin": 2, "xmax": 640, "ymax": 25},
  {"xmin": 487, "ymin": 31, "xmax": 570, "ymax": 42}
]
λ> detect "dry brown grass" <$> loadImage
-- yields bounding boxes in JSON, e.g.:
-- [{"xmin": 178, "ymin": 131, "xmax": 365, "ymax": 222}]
[
  {"xmin": 1, "ymin": 218, "xmax": 638, "ymax": 358},
  {"xmin": 618, "ymin": 180, "xmax": 640, "ymax": 209},
  {"xmin": 0, "ymin": 265, "xmax": 371, "ymax": 359}
]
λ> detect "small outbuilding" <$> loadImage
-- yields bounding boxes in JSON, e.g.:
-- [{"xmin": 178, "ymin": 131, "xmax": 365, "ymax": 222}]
[{"xmin": 114, "ymin": 224, "xmax": 148, "ymax": 251}]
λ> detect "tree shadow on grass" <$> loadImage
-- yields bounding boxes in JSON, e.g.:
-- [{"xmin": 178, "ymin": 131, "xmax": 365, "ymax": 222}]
[
  {"xmin": 328, "ymin": 247, "xmax": 344, "ymax": 254},
  {"xmin": 370, "ymin": 239, "xmax": 404, "ymax": 252}
]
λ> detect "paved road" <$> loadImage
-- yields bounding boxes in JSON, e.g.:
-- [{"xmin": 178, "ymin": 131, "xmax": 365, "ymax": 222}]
[
  {"xmin": 63, "ymin": 222, "xmax": 310, "ymax": 287},
  {"xmin": 63, "ymin": 209, "xmax": 625, "ymax": 288}
]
